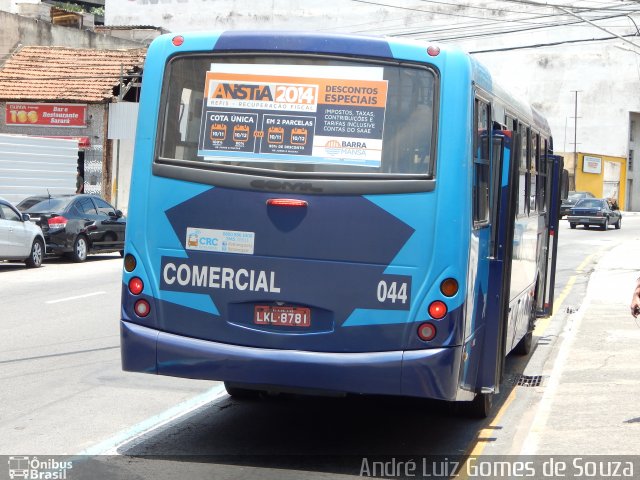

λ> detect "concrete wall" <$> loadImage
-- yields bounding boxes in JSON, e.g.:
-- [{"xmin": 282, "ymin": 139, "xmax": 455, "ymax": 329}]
[
  {"xmin": 112, "ymin": 138, "xmax": 133, "ymax": 214},
  {"xmin": 627, "ymin": 112, "xmax": 640, "ymax": 211},
  {"xmin": 0, "ymin": 9, "xmax": 143, "ymax": 66}
]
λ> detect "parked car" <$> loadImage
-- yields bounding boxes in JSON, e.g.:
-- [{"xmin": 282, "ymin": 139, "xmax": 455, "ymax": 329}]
[
  {"xmin": 16, "ymin": 194, "xmax": 72, "ymax": 212},
  {"xmin": 560, "ymin": 191, "xmax": 596, "ymax": 217},
  {"xmin": 22, "ymin": 194, "xmax": 126, "ymax": 262},
  {"xmin": 0, "ymin": 196, "xmax": 45, "ymax": 268},
  {"xmin": 567, "ymin": 198, "xmax": 622, "ymax": 230}
]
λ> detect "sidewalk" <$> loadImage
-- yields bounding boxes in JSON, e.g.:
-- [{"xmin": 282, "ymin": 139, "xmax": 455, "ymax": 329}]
[{"xmin": 523, "ymin": 237, "xmax": 640, "ymax": 455}]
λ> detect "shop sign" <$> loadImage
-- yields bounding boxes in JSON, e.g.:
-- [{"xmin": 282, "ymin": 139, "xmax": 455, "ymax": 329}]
[
  {"xmin": 583, "ymin": 155, "xmax": 602, "ymax": 174},
  {"xmin": 5, "ymin": 103, "xmax": 87, "ymax": 127}
]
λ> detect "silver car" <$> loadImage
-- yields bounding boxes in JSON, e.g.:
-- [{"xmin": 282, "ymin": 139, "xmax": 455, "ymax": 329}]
[{"xmin": 0, "ymin": 196, "xmax": 46, "ymax": 268}]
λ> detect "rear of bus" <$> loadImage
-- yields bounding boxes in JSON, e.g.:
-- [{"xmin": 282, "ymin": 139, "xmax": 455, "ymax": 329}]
[{"xmin": 121, "ymin": 32, "xmax": 474, "ymax": 401}]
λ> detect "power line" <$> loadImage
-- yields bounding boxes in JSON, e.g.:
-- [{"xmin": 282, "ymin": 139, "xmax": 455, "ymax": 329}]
[
  {"xmin": 469, "ymin": 31, "xmax": 640, "ymax": 53},
  {"xmin": 348, "ymin": 0, "xmax": 640, "ymax": 41},
  {"xmin": 393, "ymin": 11, "xmax": 637, "ymax": 41}
]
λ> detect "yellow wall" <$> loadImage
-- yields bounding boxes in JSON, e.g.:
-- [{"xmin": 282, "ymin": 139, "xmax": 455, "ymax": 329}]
[{"xmin": 575, "ymin": 152, "xmax": 627, "ymax": 210}]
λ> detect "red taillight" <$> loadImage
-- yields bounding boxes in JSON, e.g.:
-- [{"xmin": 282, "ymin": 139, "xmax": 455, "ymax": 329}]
[
  {"xmin": 428, "ymin": 301, "xmax": 447, "ymax": 319},
  {"xmin": 417, "ymin": 322, "xmax": 437, "ymax": 341},
  {"xmin": 427, "ymin": 46, "xmax": 441, "ymax": 57},
  {"xmin": 134, "ymin": 299, "xmax": 150, "ymax": 317},
  {"xmin": 48, "ymin": 216, "xmax": 67, "ymax": 228},
  {"xmin": 172, "ymin": 35, "xmax": 184, "ymax": 46},
  {"xmin": 128, "ymin": 277, "xmax": 144, "ymax": 295},
  {"xmin": 267, "ymin": 198, "xmax": 308, "ymax": 207}
]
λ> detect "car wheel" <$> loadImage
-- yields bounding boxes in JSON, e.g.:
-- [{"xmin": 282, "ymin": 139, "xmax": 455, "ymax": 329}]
[
  {"xmin": 601, "ymin": 217, "xmax": 609, "ymax": 231},
  {"xmin": 71, "ymin": 235, "xmax": 89, "ymax": 262},
  {"xmin": 615, "ymin": 217, "xmax": 621, "ymax": 229},
  {"xmin": 25, "ymin": 238, "xmax": 44, "ymax": 268},
  {"xmin": 570, "ymin": 223, "xmax": 576, "ymax": 229}
]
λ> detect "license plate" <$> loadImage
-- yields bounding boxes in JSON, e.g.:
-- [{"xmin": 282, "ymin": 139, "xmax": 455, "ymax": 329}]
[{"xmin": 254, "ymin": 305, "xmax": 311, "ymax": 327}]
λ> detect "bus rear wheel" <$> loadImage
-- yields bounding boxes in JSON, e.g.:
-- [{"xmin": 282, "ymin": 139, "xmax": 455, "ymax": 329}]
[
  {"xmin": 513, "ymin": 330, "xmax": 533, "ymax": 355},
  {"xmin": 460, "ymin": 392, "xmax": 493, "ymax": 419},
  {"xmin": 224, "ymin": 382, "xmax": 261, "ymax": 399}
]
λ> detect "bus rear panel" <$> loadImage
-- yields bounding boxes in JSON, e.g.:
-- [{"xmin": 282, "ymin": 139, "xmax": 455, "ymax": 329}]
[{"xmin": 121, "ymin": 31, "xmax": 559, "ymax": 405}]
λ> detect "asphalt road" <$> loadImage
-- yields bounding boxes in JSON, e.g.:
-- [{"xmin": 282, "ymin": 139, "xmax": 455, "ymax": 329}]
[{"xmin": 1, "ymin": 217, "xmax": 637, "ymax": 478}]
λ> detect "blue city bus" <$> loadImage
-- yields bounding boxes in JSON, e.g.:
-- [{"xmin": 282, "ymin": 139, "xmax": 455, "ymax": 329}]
[{"xmin": 121, "ymin": 31, "xmax": 563, "ymax": 417}]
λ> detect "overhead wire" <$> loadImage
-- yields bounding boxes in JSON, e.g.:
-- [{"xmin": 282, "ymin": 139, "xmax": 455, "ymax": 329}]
[
  {"xmin": 345, "ymin": 0, "xmax": 640, "ymax": 39},
  {"xmin": 334, "ymin": 0, "xmax": 637, "ymax": 37},
  {"xmin": 386, "ymin": 2, "xmax": 640, "ymax": 44},
  {"xmin": 337, "ymin": 0, "xmax": 640, "ymax": 55}
]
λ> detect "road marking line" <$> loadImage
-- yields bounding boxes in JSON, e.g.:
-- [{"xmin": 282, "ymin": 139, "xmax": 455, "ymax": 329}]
[
  {"xmin": 521, "ymin": 297, "xmax": 588, "ymax": 455},
  {"xmin": 45, "ymin": 291, "xmax": 107, "ymax": 304},
  {"xmin": 534, "ymin": 251, "xmax": 596, "ymax": 337},
  {"xmin": 456, "ymin": 390, "xmax": 518, "ymax": 479},
  {"xmin": 462, "ymin": 250, "xmax": 600, "ymax": 463},
  {"xmin": 77, "ymin": 383, "xmax": 228, "ymax": 455}
]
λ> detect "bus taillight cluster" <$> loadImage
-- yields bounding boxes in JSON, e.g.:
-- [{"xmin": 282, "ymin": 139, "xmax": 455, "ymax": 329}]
[
  {"xmin": 418, "ymin": 278, "xmax": 459, "ymax": 342},
  {"xmin": 125, "ymin": 253, "xmax": 150, "ymax": 318}
]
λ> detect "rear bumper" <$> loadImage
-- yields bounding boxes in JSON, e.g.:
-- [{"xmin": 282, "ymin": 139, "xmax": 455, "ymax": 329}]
[
  {"xmin": 43, "ymin": 232, "xmax": 72, "ymax": 254},
  {"xmin": 121, "ymin": 320, "xmax": 462, "ymax": 401},
  {"xmin": 566, "ymin": 215, "xmax": 606, "ymax": 225}
]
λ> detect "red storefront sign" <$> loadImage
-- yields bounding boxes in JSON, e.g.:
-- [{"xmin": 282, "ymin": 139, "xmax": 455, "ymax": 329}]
[{"xmin": 5, "ymin": 103, "xmax": 87, "ymax": 127}]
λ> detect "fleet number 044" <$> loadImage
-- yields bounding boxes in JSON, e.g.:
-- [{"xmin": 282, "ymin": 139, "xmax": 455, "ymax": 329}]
[{"xmin": 377, "ymin": 281, "xmax": 408, "ymax": 304}]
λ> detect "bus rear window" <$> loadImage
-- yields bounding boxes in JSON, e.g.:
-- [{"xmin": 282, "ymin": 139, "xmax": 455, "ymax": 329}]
[{"xmin": 157, "ymin": 55, "xmax": 437, "ymax": 177}]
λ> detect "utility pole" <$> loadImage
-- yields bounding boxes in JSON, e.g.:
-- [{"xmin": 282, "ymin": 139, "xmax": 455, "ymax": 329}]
[{"xmin": 570, "ymin": 90, "xmax": 581, "ymax": 190}]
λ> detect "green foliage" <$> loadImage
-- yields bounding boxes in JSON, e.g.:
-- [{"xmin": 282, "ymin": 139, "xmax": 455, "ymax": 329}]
[
  {"xmin": 52, "ymin": 2, "xmax": 104, "ymax": 16},
  {"xmin": 53, "ymin": 2, "xmax": 85, "ymax": 13}
]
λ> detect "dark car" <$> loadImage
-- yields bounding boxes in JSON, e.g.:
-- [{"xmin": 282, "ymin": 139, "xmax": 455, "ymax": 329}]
[
  {"xmin": 16, "ymin": 194, "xmax": 73, "ymax": 212},
  {"xmin": 567, "ymin": 198, "xmax": 622, "ymax": 230},
  {"xmin": 560, "ymin": 191, "xmax": 596, "ymax": 218},
  {"xmin": 22, "ymin": 194, "xmax": 125, "ymax": 262}
]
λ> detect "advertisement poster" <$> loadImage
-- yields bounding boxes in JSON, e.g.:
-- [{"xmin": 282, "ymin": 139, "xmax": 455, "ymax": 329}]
[
  {"xmin": 5, "ymin": 103, "xmax": 87, "ymax": 127},
  {"xmin": 198, "ymin": 64, "xmax": 388, "ymax": 168}
]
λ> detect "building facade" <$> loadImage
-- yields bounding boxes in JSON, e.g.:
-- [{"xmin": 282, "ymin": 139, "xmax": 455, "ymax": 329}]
[
  {"xmin": 105, "ymin": 0, "xmax": 640, "ymax": 209},
  {"xmin": 0, "ymin": 46, "xmax": 145, "ymax": 206}
]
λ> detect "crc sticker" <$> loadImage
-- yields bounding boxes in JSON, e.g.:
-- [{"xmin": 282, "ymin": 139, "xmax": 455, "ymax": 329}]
[{"xmin": 186, "ymin": 227, "xmax": 255, "ymax": 255}]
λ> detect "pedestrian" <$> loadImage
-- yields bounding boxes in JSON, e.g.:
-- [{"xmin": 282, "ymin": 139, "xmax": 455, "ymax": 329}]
[
  {"xmin": 76, "ymin": 167, "xmax": 84, "ymax": 194},
  {"xmin": 630, "ymin": 277, "xmax": 640, "ymax": 317}
]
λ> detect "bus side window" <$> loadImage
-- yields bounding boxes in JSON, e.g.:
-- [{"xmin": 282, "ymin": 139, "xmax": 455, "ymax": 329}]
[
  {"xmin": 530, "ymin": 131, "xmax": 538, "ymax": 213},
  {"xmin": 473, "ymin": 99, "xmax": 490, "ymax": 227},
  {"xmin": 518, "ymin": 125, "xmax": 529, "ymax": 216},
  {"xmin": 536, "ymin": 134, "xmax": 547, "ymax": 213}
]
